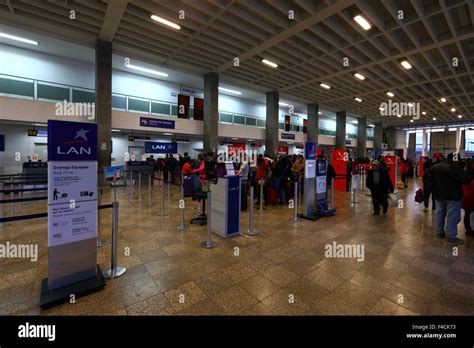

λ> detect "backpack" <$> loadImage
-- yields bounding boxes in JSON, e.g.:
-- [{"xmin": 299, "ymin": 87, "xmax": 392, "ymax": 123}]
[{"xmin": 415, "ymin": 188, "xmax": 424, "ymax": 203}]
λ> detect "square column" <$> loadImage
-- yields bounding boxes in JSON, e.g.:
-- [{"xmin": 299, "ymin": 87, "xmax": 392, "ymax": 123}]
[
  {"xmin": 356, "ymin": 116, "xmax": 367, "ymax": 159},
  {"xmin": 203, "ymin": 72, "xmax": 219, "ymax": 153},
  {"xmin": 374, "ymin": 122, "xmax": 383, "ymax": 150},
  {"xmin": 265, "ymin": 91, "xmax": 279, "ymax": 156},
  {"xmin": 95, "ymin": 40, "xmax": 112, "ymax": 168},
  {"xmin": 307, "ymin": 103, "xmax": 319, "ymax": 143},
  {"xmin": 335, "ymin": 111, "xmax": 346, "ymax": 149}
]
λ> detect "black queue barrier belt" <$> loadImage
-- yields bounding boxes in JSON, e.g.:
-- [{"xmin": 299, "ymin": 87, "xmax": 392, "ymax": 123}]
[
  {"xmin": 0, "ymin": 203, "xmax": 113, "ymax": 223},
  {"xmin": 0, "ymin": 196, "xmax": 48, "ymax": 204},
  {"xmin": 1, "ymin": 181, "xmax": 48, "ymax": 186},
  {"xmin": 0, "ymin": 187, "xmax": 48, "ymax": 193}
]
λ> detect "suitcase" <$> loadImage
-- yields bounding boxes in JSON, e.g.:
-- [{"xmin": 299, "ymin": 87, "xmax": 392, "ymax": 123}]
[{"xmin": 183, "ymin": 176, "xmax": 193, "ymax": 197}]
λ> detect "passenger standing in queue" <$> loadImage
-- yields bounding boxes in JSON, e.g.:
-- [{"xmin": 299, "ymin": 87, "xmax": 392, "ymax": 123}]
[
  {"xmin": 422, "ymin": 159, "xmax": 436, "ymax": 212},
  {"xmin": 432, "ymin": 153, "xmax": 470, "ymax": 243},
  {"xmin": 236, "ymin": 159, "xmax": 250, "ymax": 211},
  {"xmin": 366, "ymin": 160, "xmax": 394, "ymax": 215},
  {"xmin": 461, "ymin": 159, "xmax": 474, "ymax": 237},
  {"xmin": 255, "ymin": 154, "xmax": 269, "ymax": 206}
]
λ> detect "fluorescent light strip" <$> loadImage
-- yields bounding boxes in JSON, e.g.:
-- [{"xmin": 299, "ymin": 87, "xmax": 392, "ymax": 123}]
[
  {"xmin": 112, "ymin": 129, "xmax": 121, "ymax": 132},
  {"xmin": 279, "ymin": 102, "xmax": 289, "ymax": 106},
  {"xmin": 458, "ymin": 115, "xmax": 463, "ymax": 118},
  {"xmin": 354, "ymin": 15, "xmax": 371, "ymax": 30},
  {"xmin": 218, "ymin": 87, "xmax": 242, "ymax": 95},
  {"xmin": 432, "ymin": 117, "xmax": 436, "ymax": 121},
  {"xmin": 150, "ymin": 15, "xmax": 181, "ymax": 30},
  {"xmin": 262, "ymin": 59, "xmax": 278, "ymax": 68},
  {"xmin": 450, "ymin": 107, "xmax": 456, "ymax": 112},
  {"xmin": 354, "ymin": 97, "xmax": 362, "ymax": 102},
  {"xmin": 126, "ymin": 63, "xmax": 168, "ymax": 77},
  {"xmin": 386, "ymin": 91, "xmax": 394, "ymax": 97},
  {"xmin": 0, "ymin": 32, "xmax": 38, "ymax": 45},
  {"xmin": 422, "ymin": 111, "xmax": 426, "ymax": 115},
  {"xmin": 320, "ymin": 83, "xmax": 331, "ymax": 89},
  {"xmin": 440, "ymin": 97, "xmax": 447, "ymax": 103},
  {"xmin": 401, "ymin": 60, "xmax": 412, "ymax": 69},
  {"xmin": 354, "ymin": 73, "xmax": 365, "ymax": 80}
]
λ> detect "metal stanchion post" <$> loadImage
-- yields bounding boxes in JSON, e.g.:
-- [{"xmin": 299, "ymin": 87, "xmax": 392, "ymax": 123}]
[
  {"xmin": 10, "ymin": 177, "xmax": 14, "ymax": 215},
  {"xmin": 167, "ymin": 170, "xmax": 171, "ymax": 201},
  {"xmin": 97, "ymin": 188, "xmax": 108, "ymax": 247},
  {"xmin": 244, "ymin": 186, "xmax": 258, "ymax": 236},
  {"xmin": 138, "ymin": 172, "xmax": 142, "ymax": 201},
  {"xmin": 130, "ymin": 171, "xmax": 134, "ymax": 198},
  {"xmin": 176, "ymin": 176, "xmax": 188, "ymax": 230},
  {"xmin": 293, "ymin": 181, "xmax": 300, "ymax": 222},
  {"xmin": 103, "ymin": 201, "xmax": 126, "ymax": 278},
  {"xmin": 0, "ymin": 182, "xmax": 3, "ymax": 228},
  {"xmin": 201, "ymin": 190, "xmax": 216, "ymax": 249},
  {"xmin": 298, "ymin": 174, "xmax": 302, "ymax": 206},
  {"xmin": 148, "ymin": 174, "xmax": 152, "ymax": 207},
  {"xmin": 331, "ymin": 177, "xmax": 335, "ymax": 209},
  {"xmin": 157, "ymin": 181, "xmax": 169, "ymax": 216},
  {"xmin": 257, "ymin": 178, "xmax": 265, "ymax": 212}
]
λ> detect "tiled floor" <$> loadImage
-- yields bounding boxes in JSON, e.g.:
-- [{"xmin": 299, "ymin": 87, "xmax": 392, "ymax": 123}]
[{"xmin": 1, "ymin": 177, "xmax": 474, "ymax": 315}]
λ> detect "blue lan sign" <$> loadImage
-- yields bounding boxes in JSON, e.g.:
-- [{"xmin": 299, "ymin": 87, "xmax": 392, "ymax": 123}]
[
  {"xmin": 145, "ymin": 142, "xmax": 177, "ymax": 154},
  {"xmin": 48, "ymin": 120, "xmax": 98, "ymax": 161}
]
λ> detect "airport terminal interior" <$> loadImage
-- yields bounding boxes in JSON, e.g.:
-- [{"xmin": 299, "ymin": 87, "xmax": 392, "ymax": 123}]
[{"xmin": 0, "ymin": 0, "xmax": 474, "ymax": 316}]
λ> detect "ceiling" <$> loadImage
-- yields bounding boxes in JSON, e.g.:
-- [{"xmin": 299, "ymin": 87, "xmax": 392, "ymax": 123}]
[{"xmin": 0, "ymin": 0, "xmax": 473, "ymax": 128}]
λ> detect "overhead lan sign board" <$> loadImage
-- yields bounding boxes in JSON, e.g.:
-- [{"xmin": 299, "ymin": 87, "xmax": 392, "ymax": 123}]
[
  {"xmin": 281, "ymin": 133, "xmax": 295, "ymax": 140},
  {"xmin": 140, "ymin": 117, "xmax": 175, "ymax": 129},
  {"xmin": 144, "ymin": 141, "xmax": 178, "ymax": 154}
]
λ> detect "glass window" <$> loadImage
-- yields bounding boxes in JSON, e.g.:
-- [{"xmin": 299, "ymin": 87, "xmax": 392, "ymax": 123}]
[
  {"xmin": 234, "ymin": 115, "xmax": 245, "ymax": 125},
  {"xmin": 72, "ymin": 89, "xmax": 95, "ymax": 103},
  {"xmin": 129, "ymin": 98, "xmax": 149, "ymax": 113},
  {"xmin": 0, "ymin": 77, "xmax": 34, "ymax": 98},
  {"xmin": 37, "ymin": 83, "xmax": 69, "ymax": 101},
  {"xmin": 112, "ymin": 95, "xmax": 126, "ymax": 109},
  {"xmin": 151, "ymin": 101, "xmax": 170, "ymax": 115},
  {"xmin": 219, "ymin": 113, "xmax": 233, "ymax": 123},
  {"xmin": 245, "ymin": 117, "xmax": 257, "ymax": 126},
  {"xmin": 257, "ymin": 119, "xmax": 265, "ymax": 128}
]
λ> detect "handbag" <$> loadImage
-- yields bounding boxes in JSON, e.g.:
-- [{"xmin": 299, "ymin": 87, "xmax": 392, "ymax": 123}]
[{"xmin": 414, "ymin": 188, "xmax": 424, "ymax": 203}]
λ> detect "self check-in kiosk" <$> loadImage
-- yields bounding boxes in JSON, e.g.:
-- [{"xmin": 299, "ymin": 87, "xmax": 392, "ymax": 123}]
[{"xmin": 210, "ymin": 163, "xmax": 241, "ymax": 238}]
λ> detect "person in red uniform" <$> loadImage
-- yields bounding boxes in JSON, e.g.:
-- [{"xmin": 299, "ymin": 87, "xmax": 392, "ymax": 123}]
[
  {"xmin": 255, "ymin": 154, "xmax": 270, "ymax": 206},
  {"xmin": 462, "ymin": 159, "xmax": 474, "ymax": 236},
  {"xmin": 400, "ymin": 159, "xmax": 409, "ymax": 188}
]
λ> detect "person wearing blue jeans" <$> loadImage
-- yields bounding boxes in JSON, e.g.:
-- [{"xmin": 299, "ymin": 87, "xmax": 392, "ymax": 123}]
[
  {"xmin": 432, "ymin": 153, "xmax": 471, "ymax": 244},
  {"xmin": 434, "ymin": 200, "xmax": 461, "ymax": 239}
]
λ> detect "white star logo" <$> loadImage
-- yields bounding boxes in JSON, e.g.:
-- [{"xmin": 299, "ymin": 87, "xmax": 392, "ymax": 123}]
[{"xmin": 74, "ymin": 128, "xmax": 90, "ymax": 141}]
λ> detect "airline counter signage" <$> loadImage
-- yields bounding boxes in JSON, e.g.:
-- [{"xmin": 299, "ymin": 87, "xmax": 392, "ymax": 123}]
[
  {"xmin": 140, "ymin": 117, "xmax": 175, "ymax": 129},
  {"xmin": 281, "ymin": 133, "xmax": 295, "ymax": 140},
  {"xmin": 144, "ymin": 141, "xmax": 178, "ymax": 154},
  {"xmin": 47, "ymin": 120, "xmax": 98, "ymax": 161}
]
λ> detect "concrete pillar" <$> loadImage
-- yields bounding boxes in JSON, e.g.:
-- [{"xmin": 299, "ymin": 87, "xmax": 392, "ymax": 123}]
[
  {"xmin": 95, "ymin": 40, "xmax": 112, "ymax": 168},
  {"xmin": 374, "ymin": 122, "xmax": 383, "ymax": 150},
  {"xmin": 203, "ymin": 72, "xmax": 219, "ymax": 153},
  {"xmin": 386, "ymin": 128, "xmax": 396, "ymax": 151},
  {"xmin": 265, "ymin": 91, "xmax": 279, "ymax": 156},
  {"xmin": 356, "ymin": 116, "xmax": 367, "ymax": 159},
  {"xmin": 335, "ymin": 111, "xmax": 346, "ymax": 149},
  {"xmin": 307, "ymin": 103, "xmax": 319, "ymax": 143},
  {"xmin": 421, "ymin": 129, "xmax": 427, "ymax": 157}
]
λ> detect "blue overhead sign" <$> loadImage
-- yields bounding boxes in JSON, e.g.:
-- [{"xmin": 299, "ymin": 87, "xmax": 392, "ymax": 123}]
[
  {"xmin": 305, "ymin": 142, "xmax": 316, "ymax": 160},
  {"xmin": 47, "ymin": 120, "xmax": 98, "ymax": 161},
  {"xmin": 140, "ymin": 117, "xmax": 175, "ymax": 129},
  {"xmin": 281, "ymin": 133, "xmax": 295, "ymax": 140},
  {"xmin": 145, "ymin": 142, "xmax": 178, "ymax": 154}
]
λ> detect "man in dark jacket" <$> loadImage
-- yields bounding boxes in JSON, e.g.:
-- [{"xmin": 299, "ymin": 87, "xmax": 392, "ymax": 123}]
[
  {"xmin": 366, "ymin": 160, "xmax": 394, "ymax": 215},
  {"xmin": 432, "ymin": 153, "xmax": 471, "ymax": 243}
]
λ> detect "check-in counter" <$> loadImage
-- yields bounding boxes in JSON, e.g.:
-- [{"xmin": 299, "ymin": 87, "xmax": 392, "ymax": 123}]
[{"xmin": 210, "ymin": 176, "xmax": 241, "ymax": 238}]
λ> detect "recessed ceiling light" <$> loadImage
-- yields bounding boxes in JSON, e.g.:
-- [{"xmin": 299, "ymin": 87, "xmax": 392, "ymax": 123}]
[
  {"xmin": 34, "ymin": 123, "xmax": 47, "ymax": 127},
  {"xmin": 407, "ymin": 103, "xmax": 413, "ymax": 107},
  {"xmin": 247, "ymin": 139, "xmax": 254, "ymax": 141},
  {"xmin": 126, "ymin": 63, "xmax": 168, "ymax": 77},
  {"xmin": 422, "ymin": 111, "xmax": 427, "ymax": 115},
  {"xmin": 352, "ymin": 120, "xmax": 358, "ymax": 124},
  {"xmin": 262, "ymin": 59, "xmax": 278, "ymax": 68},
  {"xmin": 354, "ymin": 97, "xmax": 362, "ymax": 102},
  {"xmin": 218, "ymin": 87, "xmax": 242, "ymax": 95},
  {"xmin": 320, "ymin": 83, "xmax": 331, "ymax": 89},
  {"xmin": 386, "ymin": 91, "xmax": 394, "ymax": 97},
  {"xmin": 318, "ymin": 112, "xmax": 322, "ymax": 115},
  {"xmin": 369, "ymin": 124, "xmax": 375, "ymax": 127},
  {"xmin": 279, "ymin": 102, "xmax": 289, "ymax": 106},
  {"xmin": 397, "ymin": 114, "xmax": 402, "ymax": 118},
  {"xmin": 0, "ymin": 32, "xmax": 38, "ymax": 45},
  {"xmin": 410, "ymin": 119, "xmax": 414, "ymax": 123},
  {"xmin": 379, "ymin": 107, "xmax": 385, "ymax": 111},
  {"xmin": 111, "ymin": 129, "xmax": 121, "ymax": 132},
  {"xmin": 354, "ymin": 73, "xmax": 365, "ymax": 80},
  {"xmin": 231, "ymin": 137, "xmax": 238, "ymax": 140},
  {"xmin": 439, "ymin": 97, "xmax": 447, "ymax": 103},
  {"xmin": 450, "ymin": 107, "xmax": 456, "ymax": 112},
  {"xmin": 458, "ymin": 115, "xmax": 463, "ymax": 119},
  {"xmin": 354, "ymin": 15, "xmax": 371, "ymax": 30},
  {"xmin": 150, "ymin": 15, "xmax": 181, "ymax": 30},
  {"xmin": 401, "ymin": 60, "xmax": 412, "ymax": 69},
  {"xmin": 432, "ymin": 117, "xmax": 436, "ymax": 121},
  {"xmin": 163, "ymin": 132, "xmax": 174, "ymax": 136}
]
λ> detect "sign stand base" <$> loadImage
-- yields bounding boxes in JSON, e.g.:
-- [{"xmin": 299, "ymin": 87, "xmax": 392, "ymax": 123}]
[{"xmin": 39, "ymin": 264, "xmax": 106, "ymax": 309}]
